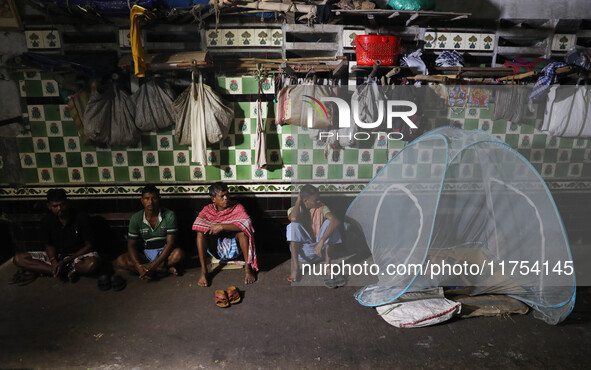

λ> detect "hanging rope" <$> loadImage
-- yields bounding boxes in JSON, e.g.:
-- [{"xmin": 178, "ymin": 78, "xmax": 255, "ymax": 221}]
[
  {"xmin": 212, "ymin": 0, "xmax": 221, "ymax": 31},
  {"xmin": 254, "ymin": 63, "xmax": 268, "ymax": 169},
  {"xmin": 191, "ymin": 5, "xmax": 203, "ymax": 25}
]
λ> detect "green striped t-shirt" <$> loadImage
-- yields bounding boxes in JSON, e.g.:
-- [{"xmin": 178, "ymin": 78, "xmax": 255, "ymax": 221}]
[{"xmin": 128, "ymin": 208, "xmax": 178, "ymax": 249}]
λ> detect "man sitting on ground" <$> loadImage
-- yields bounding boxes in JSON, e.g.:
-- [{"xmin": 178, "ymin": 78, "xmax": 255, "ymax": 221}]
[
  {"xmin": 11, "ymin": 188, "xmax": 99, "ymax": 284},
  {"xmin": 286, "ymin": 184, "xmax": 342, "ymax": 286},
  {"xmin": 192, "ymin": 182, "xmax": 258, "ymax": 287},
  {"xmin": 115, "ymin": 185, "xmax": 184, "ymax": 280}
]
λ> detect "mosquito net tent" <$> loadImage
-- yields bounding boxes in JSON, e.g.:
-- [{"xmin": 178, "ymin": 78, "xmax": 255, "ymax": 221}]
[{"xmin": 346, "ymin": 126, "xmax": 576, "ymax": 324}]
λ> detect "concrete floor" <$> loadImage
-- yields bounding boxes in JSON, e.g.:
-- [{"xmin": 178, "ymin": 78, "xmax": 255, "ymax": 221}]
[{"xmin": 1, "ymin": 254, "xmax": 590, "ymax": 370}]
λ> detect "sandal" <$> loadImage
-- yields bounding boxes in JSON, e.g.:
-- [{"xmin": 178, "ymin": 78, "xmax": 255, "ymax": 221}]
[
  {"xmin": 98, "ymin": 274, "xmax": 112, "ymax": 291},
  {"xmin": 333, "ymin": 273, "xmax": 348, "ymax": 287},
  {"xmin": 226, "ymin": 286, "xmax": 241, "ymax": 304},
  {"xmin": 323, "ymin": 272, "xmax": 348, "ymax": 289},
  {"xmin": 215, "ymin": 290, "xmax": 230, "ymax": 308},
  {"xmin": 8, "ymin": 270, "xmax": 37, "ymax": 286},
  {"xmin": 111, "ymin": 274, "xmax": 127, "ymax": 291},
  {"xmin": 8, "ymin": 269, "xmax": 25, "ymax": 285},
  {"xmin": 323, "ymin": 274, "xmax": 338, "ymax": 289}
]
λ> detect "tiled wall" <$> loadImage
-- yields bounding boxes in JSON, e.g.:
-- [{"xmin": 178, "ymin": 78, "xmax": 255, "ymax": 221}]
[
  {"xmin": 2, "ymin": 71, "xmax": 591, "ymax": 196},
  {"xmin": 206, "ymin": 27, "xmax": 283, "ymax": 47},
  {"xmin": 449, "ymin": 104, "xmax": 591, "ymax": 179}
]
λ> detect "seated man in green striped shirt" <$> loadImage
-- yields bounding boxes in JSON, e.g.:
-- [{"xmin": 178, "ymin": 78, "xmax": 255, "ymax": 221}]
[{"xmin": 115, "ymin": 185, "xmax": 185, "ymax": 280}]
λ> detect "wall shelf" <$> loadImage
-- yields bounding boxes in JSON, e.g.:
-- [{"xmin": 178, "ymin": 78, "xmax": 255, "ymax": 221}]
[
  {"xmin": 332, "ymin": 9, "xmax": 471, "ymax": 26},
  {"xmin": 215, "ymin": 56, "xmax": 348, "ymax": 76}
]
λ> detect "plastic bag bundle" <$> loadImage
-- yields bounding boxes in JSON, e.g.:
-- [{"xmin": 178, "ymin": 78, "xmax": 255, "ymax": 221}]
[
  {"xmin": 83, "ymin": 84, "xmax": 140, "ymax": 146},
  {"xmin": 327, "ymin": 80, "xmax": 383, "ymax": 148},
  {"xmin": 387, "ymin": 85, "xmax": 426, "ymax": 141},
  {"xmin": 355, "ymin": 79, "xmax": 384, "ymax": 126},
  {"xmin": 376, "ymin": 288, "xmax": 461, "ymax": 328},
  {"xmin": 388, "ymin": 0, "xmax": 435, "ymax": 11},
  {"xmin": 134, "ymin": 79, "xmax": 177, "ymax": 131},
  {"xmin": 565, "ymin": 45, "xmax": 591, "ymax": 70}
]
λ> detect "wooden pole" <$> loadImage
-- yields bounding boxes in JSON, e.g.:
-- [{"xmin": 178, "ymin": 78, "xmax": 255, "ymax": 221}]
[{"xmin": 217, "ymin": 0, "xmax": 315, "ymax": 13}]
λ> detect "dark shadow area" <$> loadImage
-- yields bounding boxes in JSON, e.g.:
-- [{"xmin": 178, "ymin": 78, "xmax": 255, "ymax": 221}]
[
  {"xmin": 265, "ymin": 129, "xmax": 284, "ymax": 172},
  {"xmin": 90, "ymin": 215, "xmax": 124, "ymax": 262},
  {"xmin": 433, "ymin": 0, "xmax": 501, "ymax": 20},
  {"xmin": 0, "ymin": 219, "xmax": 15, "ymax": 265},
  {"xmin": 563, "ymin": 286, "xmax": 591, "ymax": 325},
  {"xmin": 335, "ymin": 216, "xmax": 372, "ymax": 264},
  {"xmin": 235, "ymin": 196, "xmax": 291, "ymax": 272}
]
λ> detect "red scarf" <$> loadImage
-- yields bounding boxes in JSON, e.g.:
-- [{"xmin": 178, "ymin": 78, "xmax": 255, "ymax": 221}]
[{"xmin": 192, "ymin": 202, "xmax": 258, "ymax": 271}]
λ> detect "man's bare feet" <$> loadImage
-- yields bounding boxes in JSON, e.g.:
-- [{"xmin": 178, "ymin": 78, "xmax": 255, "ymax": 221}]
[
  {"xmin": 244, "ymin": 269, "xmax": 256, "ymax": 285},
  {"xmin": 198, "ymin": 273, "xmax": 209, "ymax": 287},
  {"xmin": 168, "ymin": 266, "xmax": 179, "ymax": 276}
]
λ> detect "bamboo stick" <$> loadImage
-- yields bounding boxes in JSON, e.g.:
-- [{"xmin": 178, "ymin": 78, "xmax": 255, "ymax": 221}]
[
  {"xmin": 497, "ymin": 71, "xmax": 537, "ymax": 81},
  {"xmin": 216, "ymin": 0, "xmax": 315, "ymax": 13},
  {"xmin": 229, "ymin": 56, "xmax": 347, "ymax": 64},
  {"xmin": 408, "ymin": 74, "xmax": 457, "ymax": 82},
  {"xmin": 386, "ymin": 66, "xmax": 401, "ymax": 78}
]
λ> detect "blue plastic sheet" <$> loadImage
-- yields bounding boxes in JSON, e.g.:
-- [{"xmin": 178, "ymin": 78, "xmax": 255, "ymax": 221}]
[{"xmin": 36, "ymin": 0, "xmax": 157, "ymax": 14}]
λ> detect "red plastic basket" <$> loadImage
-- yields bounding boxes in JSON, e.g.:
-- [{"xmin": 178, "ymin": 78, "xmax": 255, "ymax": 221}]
[{"xmin": 354, "ymin": 35, "xmax": 403, "ymax": 66}]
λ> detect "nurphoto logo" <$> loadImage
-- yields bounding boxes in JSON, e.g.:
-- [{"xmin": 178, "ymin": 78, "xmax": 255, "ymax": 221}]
[{"xmin": 301, "ymin": 95, "xmax": 418, "ymax": 141}]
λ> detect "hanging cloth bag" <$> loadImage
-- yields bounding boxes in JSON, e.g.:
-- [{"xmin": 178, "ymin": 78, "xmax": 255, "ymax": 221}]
[
  {"xmin": 134, "ymin": 79, "xmax": 177, "ymax": 131},
  {"xmin": 201, "ymin": 75, "xmax": 234, "ymax": 144},
  {"xmin": 174, "ymin": 72, "xmax": 234, "ymax": 164},
  {"xmin": 83, "ymin": 84, "xmax": 112, "ymax": 145},
  {"xmin": 68, "ymin": 85, "xmax": 94, "ymax": 144},
  {"xmin": 276, "ymin": 83, "xmax": 333, "ymax": 128},
  {"xmin": 109, "ymin": 85, "xmax": 141, "ymax": 146},
  {"xmin": 83, "ymin": 83, "xmax": 140, "ymax": 147},
  {"xmin": 542, "ymin": 85, "xmax": 591, "ymax": 138},
  {"xmin": 174, "ymin": 71, "xmax": 208, "ymax": 164}
]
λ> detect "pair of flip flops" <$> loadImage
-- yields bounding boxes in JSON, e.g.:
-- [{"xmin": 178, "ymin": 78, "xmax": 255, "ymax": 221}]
[
  {"xmin": 8, "ymin": 269, "xmax": 37, "ymax": 286},
  {"xmin": 215, "ymin": 286, "xmax": 241, "ymax": 308},
  {"xmin": 323, "ymin": 273, "xmax": 348, "ymax": 289},
  {"xmin": 98, "ymin": 274, "xmax": 126, "ymax": 291}
]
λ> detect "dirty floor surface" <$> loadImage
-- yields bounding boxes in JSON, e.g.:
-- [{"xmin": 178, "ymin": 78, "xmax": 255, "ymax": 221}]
[{"xmin": 1, "ymin": 255, "xmax": 590, "ymax": 369}]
